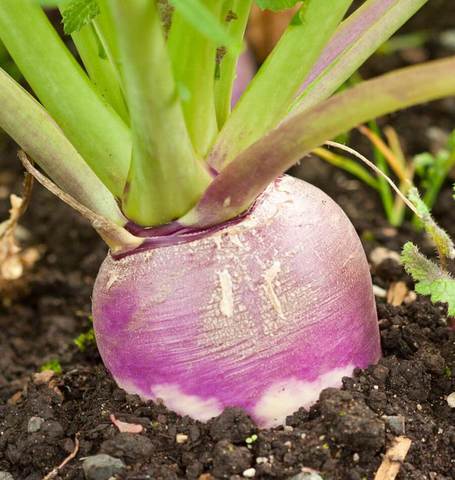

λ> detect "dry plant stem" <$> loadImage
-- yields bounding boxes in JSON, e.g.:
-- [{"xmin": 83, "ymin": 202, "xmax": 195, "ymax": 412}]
[
  {"xmin": 18, "ymin": 152, "xmax": 143, "ymax": 255},
  {"xmin": 383, "ymin": 126, "xmax": 406, "ymax": 169},
  {"xmin": 42, "ymin": 433, "xmax": 80, "ymax": 480},
  {"xmin": 358, "ymin": 125, "xmax": 408, "ymax": 181},
  {"xmin": 325, "ymin": 141, "xmax": 419, "ymax": 217},
  {"xmin": 374, "ymin": 436, "xmax": 412, "ymax": 480}
]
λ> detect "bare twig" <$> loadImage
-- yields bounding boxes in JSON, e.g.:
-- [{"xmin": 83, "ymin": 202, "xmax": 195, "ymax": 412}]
[
  {"xmin": 42, "ymin": 432, "xmax": 80, "ymax": 480},
  {"xmin": 374, "ymin": 436, "xmax": 412, "ymax": 480}
]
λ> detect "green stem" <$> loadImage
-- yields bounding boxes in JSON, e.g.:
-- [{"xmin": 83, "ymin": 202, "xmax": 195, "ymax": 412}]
[
  {"xmin": 167, "ymin": 1, "xmax": 222, "ymax": 157},
  {"xmin": 293, "ymin": 0, "xmax": 428, "ymax": 114},
  {"xmin": 0, "ymin": 0, "xmax": 131, "ymax": 197},
  {"xmin": 210, "ymin": 0, "xmax": 353, "ymax": 169},
  {"xmin": 214, "ymin": 0, "xmax": 253, "ymax": 129},
  {"xmin": 0, "ymin": 67, "xmax": 125, "ymax": 224},
  {"xmin": 70, "ymin": 22, "xmax": 129, "ymax": 123},
  {"xmin": 95, "ymin": 0, "xmax": 123, "ymax": 79},
  {"xmin": 185, "ymin": 56, "xmax": 455, "ymax": 227},
  {"xmin": 108, "ymin": 0, "xmax": 211, "ymax": 227}
]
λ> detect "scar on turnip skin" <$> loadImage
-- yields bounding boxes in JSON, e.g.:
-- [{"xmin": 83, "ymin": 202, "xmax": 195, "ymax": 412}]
[
  {"xmin": 218, "ymin": 269, "xmax": 234, "ymax": 317},
  {"xmin": 263, "ymin": 260, "xmax": 285, "ymax": 319}
]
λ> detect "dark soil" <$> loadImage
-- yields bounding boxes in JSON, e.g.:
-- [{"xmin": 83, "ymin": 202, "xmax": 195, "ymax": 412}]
[{"xmin": 2, "ymin": 4, "xmax": 455, "ymax": 480}]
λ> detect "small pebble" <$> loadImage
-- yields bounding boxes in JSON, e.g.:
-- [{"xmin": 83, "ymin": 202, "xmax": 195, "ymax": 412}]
[
  {"xmin": 0, "ymin": 472, "xmax": 14, "ymax": 480},
  {"xmin": 243, "ymin": 468, "xmax": 256, "ymax": 478},
  {"xmin": 287, "ymin": 472, "xmax": 323, "ymax": 480},
  {"xmin": 256, "ymin": 457, "xmax": 268, "ymax": 464},
  {"xmin": 176, "ymin": 433, "xmax": 188, "ymax": 444},
  {"xmin": 284, "ymin": 425, "xmax": 293, "ymax": 432},
  {"xmin": 416, "ymin": 404, "xmax": 423, "ymax": 411},
  {"xmin": 383, "ymin": 415, "xmax": 406, "ymax": 435},
  {"xmin": 447, "ymin": 392, "xmax": 455, "ymax": 408},
  {"xmin": 27, "ymin": 416, "xmax": 44, "ymax": 433},
  {"xmin": 284, "ymin": 441, "xmax": 292, "ymax": 448},
  {"xmin": 353, "ymin": 453, "xmax": 360, "ymax": 463},
  {"xmin": 373, "ymin": 285, "xmax": 387, "ymax": 298},
  {"xmin": 370, "ymin": 246, "xmax": 400, "ymax": 266},
  {"xmin": 82, "ymin": 454, "xmax": 125, "ymax": 480}
]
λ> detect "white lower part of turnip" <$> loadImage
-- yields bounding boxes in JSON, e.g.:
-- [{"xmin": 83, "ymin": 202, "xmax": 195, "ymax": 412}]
[{"xmin": 92, "ymin": 175, "xmax": 380, "ymax": 427}]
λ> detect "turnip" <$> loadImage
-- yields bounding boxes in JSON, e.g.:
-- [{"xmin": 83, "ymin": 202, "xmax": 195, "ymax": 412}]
[
  {"xmin": 0, "ymin": 0, "xmax": 454, "ymax": 426},
  {"xmin": 93, "ymin": 176, "xmax": 380, "ymax": 426}
]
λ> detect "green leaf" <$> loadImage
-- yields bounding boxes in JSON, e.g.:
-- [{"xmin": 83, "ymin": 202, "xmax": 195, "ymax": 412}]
[
  {"xmin": 401, "ymin": 242, "xmax": 455, "ymax": 316},
  {"xmin": 61, "ymin": 0, "xmax": 100, "ymax": 35},
  {"xmin": 74, "ymin": 327, "xmax": 95, "ymax": 351},
  {"xmin": 255, "ymin": 0, "xmax": 300, "ymax": 11},
  {"xmin": 416, "ymin": 279, "xmax": 455, "ymax": 316},
  {"xmin": 37, "ymin": 1, "xmax": 63, "ymax": 6},
  {"xmin": 168, "ymin": 0, "xmax": 241, "ymax": 54},
  {"xmin": 40, "ymin": 359, "xmax": 62, "ymax": 374}
]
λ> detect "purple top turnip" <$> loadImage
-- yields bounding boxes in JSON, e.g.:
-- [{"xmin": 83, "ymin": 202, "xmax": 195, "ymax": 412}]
[{"xmin": 93, "ymin": 176, "xmax": 380, "ymax": 426}]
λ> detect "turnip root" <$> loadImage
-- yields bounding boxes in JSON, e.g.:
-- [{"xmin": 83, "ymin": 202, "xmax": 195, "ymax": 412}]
[{"xmin": 93, "ymin": 176, "xmax": 380, "ymax": 427}]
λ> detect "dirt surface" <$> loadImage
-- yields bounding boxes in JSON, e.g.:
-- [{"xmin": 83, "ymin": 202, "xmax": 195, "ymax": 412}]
[{"xmin": 2, "ymin": 4, "xmax": 455, "ymax": 480}]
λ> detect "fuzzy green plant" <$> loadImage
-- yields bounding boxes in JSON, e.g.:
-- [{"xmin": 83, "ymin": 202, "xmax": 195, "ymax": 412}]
[
  {"xmin": 0, "ymin": 0, "xmax": 454, "ymax": 251},
  {"xmin": 402, "ymin": 187, "xmax": 455, "ymax": 317}
]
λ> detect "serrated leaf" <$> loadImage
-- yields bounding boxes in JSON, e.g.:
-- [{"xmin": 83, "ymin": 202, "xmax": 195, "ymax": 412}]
[
  {"xmin": 401, "ymin": 242, "xmax": 455, "ymax": 316},
  {"xmin": 61, "ymin": 0, "xmax": 100, "ymax": 35},
  {"xmin": 415, "ymin": 279, "xmax": 455, "ymax": 316},
  {"xmin": 255, "ymin": 0, "xmax": 301, "ymax": 11}
]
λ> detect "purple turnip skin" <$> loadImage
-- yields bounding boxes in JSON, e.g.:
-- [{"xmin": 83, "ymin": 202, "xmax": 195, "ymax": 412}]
[{"xmin": 93, "ymin": 175, "xmax": 380, "ymax": 427}]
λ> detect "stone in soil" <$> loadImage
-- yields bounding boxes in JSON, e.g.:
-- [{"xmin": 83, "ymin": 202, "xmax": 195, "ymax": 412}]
[{"xmin": 82, "ymin": 454, "xmax": 125, "ymax": 480}]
